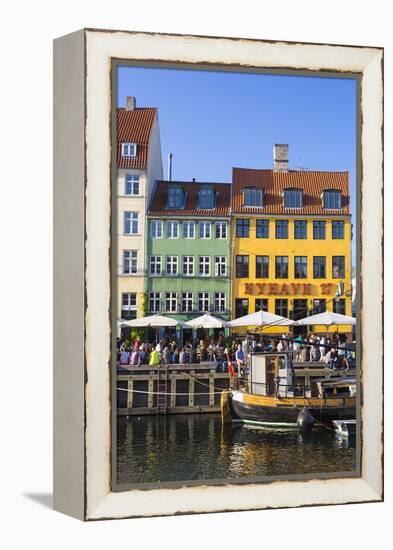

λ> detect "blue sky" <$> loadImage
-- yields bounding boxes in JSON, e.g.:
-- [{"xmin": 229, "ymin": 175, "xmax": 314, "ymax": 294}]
[{"xmin": 118, "ymin": 66, "xmax": 357, "ymax": 263}]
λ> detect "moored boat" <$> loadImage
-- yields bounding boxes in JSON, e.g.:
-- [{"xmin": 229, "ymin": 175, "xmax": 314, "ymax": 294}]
[
  {"xmin": 332, "ymin": 419, "xmax": 356, "ymax": 437},
  {"xmin": 221, "ymin": 352, "xmax": 356, "ymax": 431}
]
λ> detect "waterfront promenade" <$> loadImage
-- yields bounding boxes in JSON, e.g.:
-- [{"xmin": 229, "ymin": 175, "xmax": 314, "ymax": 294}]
[{"xmin": 117, "ymin": 362, "xmax": 356, "ymax": 416}]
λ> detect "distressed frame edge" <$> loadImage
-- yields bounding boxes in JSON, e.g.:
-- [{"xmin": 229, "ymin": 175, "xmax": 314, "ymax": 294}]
[
  {"xmin": 53, "ymin": 29, "xmax": 86, "ymax": 521},
  {"xmin": 80, "ymin": 29, "xmax": 383, "ymax": 521}
]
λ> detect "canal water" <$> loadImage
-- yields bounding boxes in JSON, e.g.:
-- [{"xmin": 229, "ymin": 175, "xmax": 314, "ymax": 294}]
[{"xmin": 117, "ymin": 414, "xmax": 357, "ymax": 485}]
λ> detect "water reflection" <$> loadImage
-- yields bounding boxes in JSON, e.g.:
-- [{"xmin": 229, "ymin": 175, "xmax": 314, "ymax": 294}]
[{"xmin": 117, "ymin": 414, "xmax": 356, "ymax": 485}]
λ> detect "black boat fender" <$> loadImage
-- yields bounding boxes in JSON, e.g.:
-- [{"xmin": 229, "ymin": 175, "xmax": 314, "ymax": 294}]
[{"xmin": 297, "ymin": 408, "xmax": 314, "ymax": 431}]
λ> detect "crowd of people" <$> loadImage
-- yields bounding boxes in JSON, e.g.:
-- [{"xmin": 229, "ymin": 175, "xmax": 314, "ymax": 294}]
[
  {"xmin": 117, "ymin": 334, "xmax": 229, "ymax": 368},
  {"xmin": 117, "ymin": 331, "xmax": 353, "ymax": 372},
  {"xmin": 249, "ymin": 333, "xmax": 353, "ymax": 370}
]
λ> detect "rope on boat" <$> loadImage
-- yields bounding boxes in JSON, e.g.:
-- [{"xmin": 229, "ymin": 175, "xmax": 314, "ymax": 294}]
[
  {"xmin": 118, "ymin": 370, "xmax": 232, "ymax": 396},
  {"xmin": 289, "ymin": 402, "xmax": 339, "ymax": 433},
  {"xmin": 117, "ymin": 387, "xmax": 224, "ymax": 396},
  {"xmin": 180, "ymin": 371, "xmax": 230, "ymax": 392}
]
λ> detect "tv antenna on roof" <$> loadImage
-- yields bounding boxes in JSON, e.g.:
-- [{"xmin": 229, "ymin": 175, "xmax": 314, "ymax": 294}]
[{"xmin": 293, "ymin": 157, "xmax": 309, "ymax": 171}]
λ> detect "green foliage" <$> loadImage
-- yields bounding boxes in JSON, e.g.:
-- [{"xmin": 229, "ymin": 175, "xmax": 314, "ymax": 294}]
[
  {"xmin": 141, "ymin": 292, "xmax": 148, "ymax": 316},
  {"xmin": 131, "ymin": 328, "xmax": 144, "ymax": 341},
  {"xmin": 225, "ymin": 335, "xmax": 233, "ymax": 349}
]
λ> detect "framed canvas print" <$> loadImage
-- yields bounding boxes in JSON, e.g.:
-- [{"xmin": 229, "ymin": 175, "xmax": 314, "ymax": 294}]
[{"xmin": 53, "ymin": 29, "xmax": 383, "ymax": 520}]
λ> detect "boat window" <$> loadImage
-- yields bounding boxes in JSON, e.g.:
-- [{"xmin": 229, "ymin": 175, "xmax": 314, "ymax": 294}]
[
  {"xmin": 335, "ymin": 386, "xmax": 351, "ymax": 396},
  {"xmin": 278, "ymin": 356, "xmax": 286, "ymax": 371}
]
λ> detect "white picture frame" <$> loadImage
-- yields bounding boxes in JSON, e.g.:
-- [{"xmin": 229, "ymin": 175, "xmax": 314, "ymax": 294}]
[{"xmin": 53, "ymin": 28, "xmax": 383, "ymax": 521}]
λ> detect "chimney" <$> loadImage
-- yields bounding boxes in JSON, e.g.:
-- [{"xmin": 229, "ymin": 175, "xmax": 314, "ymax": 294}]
[
  {"xmin": 273, "ymin": 144, "xmax": 289, "ymax": 173},
  {"xmin": 168, "ymin": 153, "xmax": 173, "ymax": 181},
  {"xmin": 126, "ymin": 96, "xmax": 136, "ymax": 111}
]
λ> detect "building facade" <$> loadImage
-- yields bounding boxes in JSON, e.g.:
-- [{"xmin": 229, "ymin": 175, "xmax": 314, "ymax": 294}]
[
  {"xmin": 116, "ymin": 109, "xmax": 353, "ymax": 337},
  {"xmin": 147, "ymin": 181, "xmax": 231, "ymax": 329},
  {"xmin": 231, "ymin": 145, "xmax": 352, "ymax": 335},
  {"xmin": 116, "ymin": 97, "xmax": 163, "ymax": 321}
]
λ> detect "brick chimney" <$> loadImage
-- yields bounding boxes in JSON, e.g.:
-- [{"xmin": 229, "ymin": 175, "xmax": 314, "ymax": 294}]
[
  {"xmin": 126, "ymin": 96, "xmax": 136, "ymax": 111},
  {"xmin": 273, "ymin": 144, "xmax": 289, "ymax": 172}
]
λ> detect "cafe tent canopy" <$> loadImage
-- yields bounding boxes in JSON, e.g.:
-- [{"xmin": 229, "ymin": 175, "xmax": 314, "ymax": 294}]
[
  {"xmin": 294, "ymin": 311, "xmax": 356, "ymax": 326},
  {"xmin": 227, "ymin": 310, "xmax": 294, "ymax": 328},
  {"xmin": 118, "ymin": 319, "xmax": 129, "ymax": 328},
  {"xmin": 122, "ymin": 314, "xmax": 186, "ymax": 328},
  {"xmin": 184, "ymin": 314, "xmax": 228, "ymax": 329}
]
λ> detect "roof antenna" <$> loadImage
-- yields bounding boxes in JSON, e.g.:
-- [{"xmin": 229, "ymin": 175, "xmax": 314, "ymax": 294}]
[
  {"xmin": 293, "ymin": 157, "xmax": 309, "ymax": 171},
  {"xmin": 168, "ymin": 153, "xmax": 173, "ymax": 181}
]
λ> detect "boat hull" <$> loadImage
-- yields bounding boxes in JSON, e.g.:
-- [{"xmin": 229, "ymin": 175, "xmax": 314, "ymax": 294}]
[{"xmin": 226, "ymin": 391, "xmax": 356, "ymax": 427}]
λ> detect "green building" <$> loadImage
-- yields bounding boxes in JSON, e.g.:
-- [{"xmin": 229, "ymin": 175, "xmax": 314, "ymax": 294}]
[{"xmin": 147, "ymin": 180, "xmax": 231, "ymax": 336}]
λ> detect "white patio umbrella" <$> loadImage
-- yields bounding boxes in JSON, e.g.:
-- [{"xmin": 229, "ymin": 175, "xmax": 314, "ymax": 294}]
[
  {"xmin": 227, "ymin": 309, "xmax": 294, "ymax": 328},
  {"xmin": 122, "ymin": 314, "xmax": 187, "ymax": 328},
  {"xmin": 294, "ymin": 311, "xmax": 356, "ymax": 326},
  {"xmin": 184, "ymin": 314, "xmax": 228, "ymax": 329},
  {"xmin": 117, "ymin": 319, "xmax": 129, "ymax": 328}
]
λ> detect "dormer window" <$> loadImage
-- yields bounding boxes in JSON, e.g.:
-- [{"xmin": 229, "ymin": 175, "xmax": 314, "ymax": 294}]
[
  {"xmin": 167, "ymin": 186, "xmax": 184, "ymax": 209},
  {"xmin": 323, "ymin": 190, "xmax": 342, "ymax": 209},
  {"xmin": 284, "ymin": 189, "xmax": 303, "ymax": 208},
  {"xmin": 244, "ymin": 187, "xmax": 263, "ymax": 207},
  {"xmin": 121, "ymin": 143, "xmax": 137, "ymax": 158},
  {"xmin": 199, "ymin": 187, "xmax": 215, "ymax": 209}
]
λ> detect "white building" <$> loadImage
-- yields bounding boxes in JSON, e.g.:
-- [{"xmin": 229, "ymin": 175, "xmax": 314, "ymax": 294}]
[{"xmin": 117, "ymin": 96, "xmax": 163, "ymax": 320}]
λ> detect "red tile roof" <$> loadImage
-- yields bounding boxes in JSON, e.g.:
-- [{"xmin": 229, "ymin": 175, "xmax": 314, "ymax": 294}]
[
  {"xmin": 149, "ymin": 181, "xmax": 231, "ymax": 217},
  {"xmin": 232, "ymin": 168, "xmax": 350, "ymax": 215},
  {"xmin": 117, "ymin": 107, "xmax": 157, "ymax": 169}
]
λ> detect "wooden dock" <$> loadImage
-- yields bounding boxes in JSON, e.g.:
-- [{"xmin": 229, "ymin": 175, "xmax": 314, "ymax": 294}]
[
  {"xmin": 117, "ymin": 363, "xmax": 230, "ymax": 416},
  {"xmin": 116, "ymin": 362, "xmax": 356, "ymax": 416}
]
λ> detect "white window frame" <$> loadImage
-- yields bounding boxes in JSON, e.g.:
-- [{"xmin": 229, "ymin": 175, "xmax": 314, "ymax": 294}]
[
  {"xmin": 183, "ymin": 221, "xmax": 195, "ymax": 239},
  {"xmin": 123, "ymin": 211, "xmax": 138, "ymax": 235},
  {"xmin": 150, "ymin": 220, "xmax": 163, "ymax": 239},
  {"xmin": 199, "ymin": 221, "xmax": 211, "ymax": 239},
  {"xmin": 183, "ymin": 256, "xmax": 194, "ymax": 276},
  {"xmin": 214, "ymin": 292, "xmax": 226, "ymax": 312},
  {"xmin": 121, "ymin": 293, "xmax": 137, "ymax": 311},
  {"xmin": 181, "ymin": 292, "xmax": 193, "ymax": 312},
  {"xmin": 167, "ymin": 220, "xmax": 179, "ymax": 239},
  {"xmin": 215, "ymin": 221, "xmax": 227, "ymax": 239},
  {"xmin": 148, "ymin": 292, "xmax": 160, "ymax": 313},
  {"xmin": 121, "ymin": 142, "xmax": 137, "ymax": 158},
  {"xmin": 166, "ymin": 255, "xmax": 178, "ymax": 275},
  {"xmin": 215, "ymin": 256, "xmax": 227, "ymax": 276},
  {"xmin": 165, "ymin": 292, "xmax": 178, "ymax": 313},
  {"xmin": 198, "ymin": 291, "xmax": 209, "ymax": 312},
  {"xmin": 199, "ymin": 256, "xmax": 210, "ymax": 276},
  {"xmin": 123, "ymin": 250, "xmax": 137, "ymax": 274},
  {"xmin": 124, "ymin": 174, "xmax": 140, "ymax": 195},
  {"xmin": 150, "ymin": 255, "xmax": 162, "ymax": 275}
]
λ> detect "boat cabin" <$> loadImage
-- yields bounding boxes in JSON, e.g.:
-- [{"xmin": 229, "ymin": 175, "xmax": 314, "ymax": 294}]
[
  {"xmin": 248, "ymin": 353, "xmax": 356, "ymax": 400},
  {"xmin": 314, "ymin": 377, "xmax": 356, "ymax": 398},
  {"xmin": 249, "ymin": 353, "xmax": 294, "ymax": 397}
]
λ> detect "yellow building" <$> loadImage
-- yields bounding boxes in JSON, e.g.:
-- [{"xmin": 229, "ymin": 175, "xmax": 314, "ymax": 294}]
[{"xmin": 231, "ymin": 145, "xmax": 352, "ymax": 337}]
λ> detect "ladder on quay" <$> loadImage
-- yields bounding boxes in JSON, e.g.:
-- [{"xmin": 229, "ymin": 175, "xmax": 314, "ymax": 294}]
[{"xmin": 156, "ymin": 368, "xmax": 168, "ymax": 416}]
